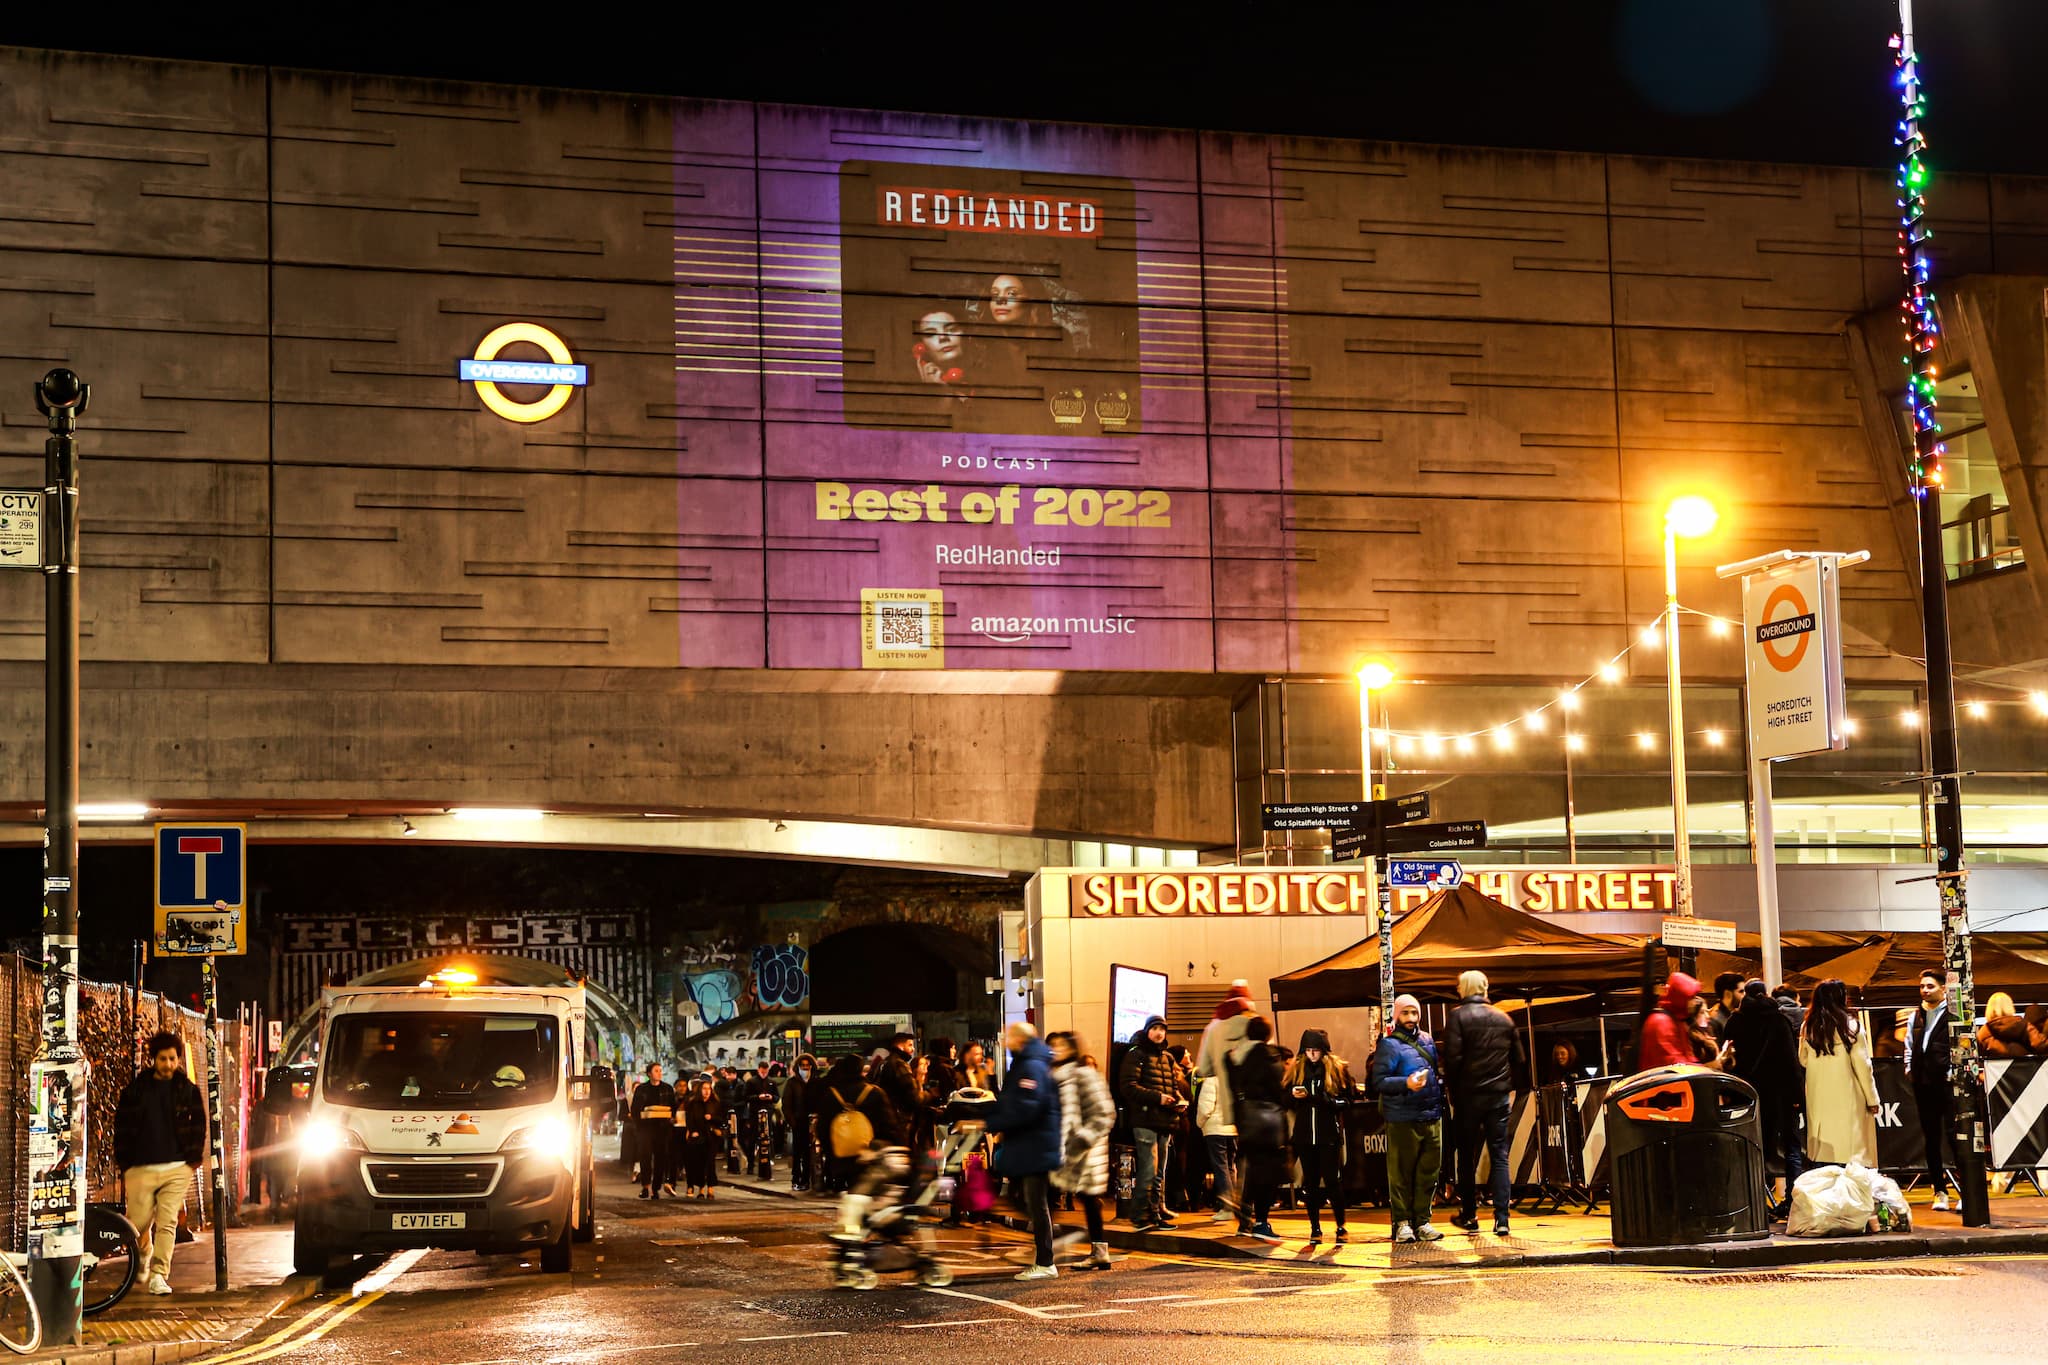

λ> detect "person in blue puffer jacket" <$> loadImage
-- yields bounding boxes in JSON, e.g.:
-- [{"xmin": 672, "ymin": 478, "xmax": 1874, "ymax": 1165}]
[
  {"xmin": 1369, "ymin": 993, "xmax": 1446, "ymax": 1244},
  {"xmin": 985, "ymin": 1022, "xmax": 1063, "ymax": 1280}
]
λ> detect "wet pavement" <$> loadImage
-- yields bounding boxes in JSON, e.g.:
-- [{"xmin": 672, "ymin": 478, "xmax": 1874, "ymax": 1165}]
[{"xmin": 137, "ymin": 1168, "xmax": 2048, "ymax": 1364}]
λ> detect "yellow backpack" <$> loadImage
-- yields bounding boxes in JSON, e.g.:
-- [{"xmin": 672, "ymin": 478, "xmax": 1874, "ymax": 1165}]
[{"xmin": 828, "ymin": 1084, "xmax": 876, "ymax": 1158}]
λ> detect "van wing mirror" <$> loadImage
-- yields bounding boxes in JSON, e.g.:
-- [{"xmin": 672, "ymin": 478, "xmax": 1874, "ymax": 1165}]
[
  {"xmin": 261, "ymin": 1065, "xmax": 314, "ymax": 1117},
  {"xmin": 572, "ymin": 1074, "xmax": 617, "ymax": 1111}
]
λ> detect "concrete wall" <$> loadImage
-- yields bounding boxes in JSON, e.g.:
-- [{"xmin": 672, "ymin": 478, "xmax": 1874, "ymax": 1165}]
[{"xmin": 2, "ymin": 48, "xmax": 2043, "ymax": 839}]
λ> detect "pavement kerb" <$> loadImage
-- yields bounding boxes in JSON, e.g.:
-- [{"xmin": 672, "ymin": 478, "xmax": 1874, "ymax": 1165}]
[
  {"xmin": 30, "ymin": 1273, "xmax": 321, "ymax": 1365},
  {"xmin": 704, "ymin": 1172, "xmax": 2048, "ymax": 1271}
]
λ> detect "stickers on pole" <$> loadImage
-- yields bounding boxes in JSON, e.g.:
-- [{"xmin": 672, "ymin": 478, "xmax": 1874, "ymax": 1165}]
[
  {"xmin": 0, "ymin": 491, "xmax": 43, "ymax": 568},
  {"xmin": 1741, "ymin": 557, "xmax": 1846, "ymax": 761}
]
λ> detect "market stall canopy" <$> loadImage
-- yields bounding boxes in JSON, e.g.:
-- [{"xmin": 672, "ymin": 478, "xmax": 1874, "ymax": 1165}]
[
  {"xmin": 1787, "ymin": 933, "xmax": 2048, "ymax": 1005},
  {"xmin": 1269, "ymin": 883, "xmax": 1651, "ymax": 1011}
]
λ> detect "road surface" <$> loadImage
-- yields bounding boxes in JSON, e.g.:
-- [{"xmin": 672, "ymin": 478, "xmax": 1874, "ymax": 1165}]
[{"xmin": 200, "ymin": 1178, "xmax": 2048, "ymax": 1364}]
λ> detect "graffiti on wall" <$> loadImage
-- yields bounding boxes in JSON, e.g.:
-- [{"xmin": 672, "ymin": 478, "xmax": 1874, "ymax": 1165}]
[
  {"xmin": 679, "ymin": 969, "xmax": 747, "ymax": 1028},
  {"xmin": 669, "ymin": 932, "xmax": 810, "ymax": 1073},
  {"xmin": 751, "ymin": 943, "xmax": 810, "ymax": 1010}
]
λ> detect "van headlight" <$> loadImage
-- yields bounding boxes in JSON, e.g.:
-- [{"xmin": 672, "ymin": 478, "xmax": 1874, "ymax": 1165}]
[
  {"xmin": 298, "ymin": 1120, "xmax": 363, "ymax": 1160},
  {"xmin": 501, "ymin": 1116, "xmax": 574, "ymax": 1168}
]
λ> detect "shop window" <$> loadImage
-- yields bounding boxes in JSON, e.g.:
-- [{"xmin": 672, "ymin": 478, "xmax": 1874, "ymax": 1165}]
[{"xmin": 1896, "ymin": 370, "xmax": 2024, "ymax": 581}]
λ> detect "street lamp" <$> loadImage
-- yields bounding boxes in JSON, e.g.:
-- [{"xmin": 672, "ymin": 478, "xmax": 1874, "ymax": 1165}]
[
  {"xmin": 1664, "ymin": 497, "xmax": 1718, "ymax": 968},
  {"xmin": 1356, "ymin": 661, "xmax": 1393, "ymax": 803},
  {"xmin": 1357, "ymin": 660, "xmax": 1396, "ymax": 1035}
]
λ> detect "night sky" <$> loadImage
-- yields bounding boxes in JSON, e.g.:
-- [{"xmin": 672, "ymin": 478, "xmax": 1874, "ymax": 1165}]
[{"xmin": 6, "ymin": 3, "xmax": 2048, "ymax": 173}]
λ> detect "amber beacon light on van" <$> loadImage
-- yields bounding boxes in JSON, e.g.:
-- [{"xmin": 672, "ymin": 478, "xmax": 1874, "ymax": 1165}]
[{"xmin": 459, "ymin": 323, "xmax": 588, "ymax": 423}]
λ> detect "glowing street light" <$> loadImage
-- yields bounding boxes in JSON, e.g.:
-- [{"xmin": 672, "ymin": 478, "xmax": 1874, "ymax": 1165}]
[
  {"xmin": 1664, "ymin": 495, "xmax": 1719, "ymax": 944},
  {"xmin": 1357, "ymin": 662, "xmax": 1393, "ymax": 803}
]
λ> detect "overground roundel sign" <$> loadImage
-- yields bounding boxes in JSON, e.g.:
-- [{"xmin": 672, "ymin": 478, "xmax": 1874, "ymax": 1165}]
[
  {"xmin": 1758, "ymin": 582, "xmax": 1815, "ymax": 673},
  {"xmin": 458, "ymin": 323, "xmax": 588, "ymax": 423}
]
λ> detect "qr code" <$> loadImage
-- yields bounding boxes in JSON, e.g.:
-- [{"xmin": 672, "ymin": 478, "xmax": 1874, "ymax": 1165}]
[{"xmin": 876, "ymin": 602, "xmax": 930, "ymax": 650}]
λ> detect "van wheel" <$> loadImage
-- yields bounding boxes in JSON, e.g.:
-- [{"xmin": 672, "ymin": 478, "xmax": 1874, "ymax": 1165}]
[
  {"xmin": 540, "ymin": 1224, "xmax": 572, "ymax": 1274},
  {"xmin": 291, "ymin": 1233, "xmax": 333, "ymax": 1279},
  {"xmin": 573, "ymin": 1168, "xmax": 596, "ymax": 1243}
]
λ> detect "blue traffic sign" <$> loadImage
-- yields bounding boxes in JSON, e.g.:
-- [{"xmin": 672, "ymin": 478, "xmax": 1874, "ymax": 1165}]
[
  {"xmin": 1388, "ymin": 859, "xmax": 1464, "ymax": 889},
  {"xmin": 155, "ymin": 823, "xmax": 248, "ymax": 956},
  {"xmin": 155, "ymin": 823, "xmax": 245, "ymax": 912}
]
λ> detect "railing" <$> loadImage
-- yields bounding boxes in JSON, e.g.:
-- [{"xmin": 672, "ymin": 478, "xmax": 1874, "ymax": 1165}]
[{"xmin": 1945, "ymin": 504, "xmax": 2025, "ymax": 581}]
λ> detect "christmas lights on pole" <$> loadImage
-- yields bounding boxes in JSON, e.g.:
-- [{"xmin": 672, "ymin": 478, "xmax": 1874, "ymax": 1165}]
[{"xmin": 1893, "ymin": 0, "xmax": 1989, "ymax": 1229}]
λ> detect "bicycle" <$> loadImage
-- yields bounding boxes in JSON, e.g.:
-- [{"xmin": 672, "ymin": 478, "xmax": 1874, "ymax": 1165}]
[{"xmin": 0, "ymin": 1203, "xmax": 144, "ymax": 1354}]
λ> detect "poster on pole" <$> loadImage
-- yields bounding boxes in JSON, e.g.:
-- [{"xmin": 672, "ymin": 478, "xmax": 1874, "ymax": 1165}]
[{"xmin": 1741, "ymin": 557, "xmax": 1847, "ymax": 761}]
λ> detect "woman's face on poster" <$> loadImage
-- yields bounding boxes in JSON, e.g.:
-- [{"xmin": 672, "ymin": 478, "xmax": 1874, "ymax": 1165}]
[
  {"xmin": 917, "ymin": 311, "xmax": 964, "ymax": 364},
  {"xmin": 988, "ymin": 275, "xmax": 1028, "ymax": 324}
]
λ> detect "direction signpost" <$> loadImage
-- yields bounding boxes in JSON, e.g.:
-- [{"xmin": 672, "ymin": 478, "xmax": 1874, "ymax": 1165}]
[
  {"xmin": 1389, "ymin": 859, "xmax": 1464, "ymax": 890},
  {"xmin": 1260, "ymin": 795, "xmax": 1487, "ymax": 1031}
]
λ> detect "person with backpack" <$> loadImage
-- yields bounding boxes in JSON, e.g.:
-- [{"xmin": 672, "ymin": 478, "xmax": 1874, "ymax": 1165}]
[
  {"xmin": 984, "ymin": 1022, "xmax": 1062, "ymax": 1280},
  {"xmin": 813, "ymin": 1053, "xmax": 896, "ymax": 1194},
  {"xmin": 1225, "ymin": 1015, "xmax": 1289, "ymax": 1244},
  {"xmin": 1369, "ymin": 994, "xmax": 1447, "ymax": 1243},
  {"xmin": 1047, "ymin": 1031, "xmax": 1115, "ymax": 1271}
]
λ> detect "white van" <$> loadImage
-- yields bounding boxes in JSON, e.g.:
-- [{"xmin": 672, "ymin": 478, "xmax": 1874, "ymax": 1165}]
[{"xmin": 276, "ymin": 970, "xmax": 613, "ymax": 1279}]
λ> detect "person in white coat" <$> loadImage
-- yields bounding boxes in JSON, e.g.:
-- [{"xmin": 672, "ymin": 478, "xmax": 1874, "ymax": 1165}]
[
  {"xmin": 1192, "ymin": 981, "xmax": 1260, "ymax": 1221},
  {"xmin": 1047, "ymin": 1032, "xmax": 1114, "ymax": 1271},
  {"xmin": 1798, "ymin": 978, "xmax": 1878, "ymax": 1166},
  {"xmin": 1195, "ymin": 1071, "xmax": 1239, "ymax": 1226}
]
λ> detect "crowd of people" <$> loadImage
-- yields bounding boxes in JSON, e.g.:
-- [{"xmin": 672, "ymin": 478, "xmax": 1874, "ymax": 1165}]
[
  {"xmin": 1635, "ymin": 967, "xmax": 1992, "ymax": 1216},
  {"xmin": 610, "ymin": 964, "xmax": 2021, "ymax": 1263}
]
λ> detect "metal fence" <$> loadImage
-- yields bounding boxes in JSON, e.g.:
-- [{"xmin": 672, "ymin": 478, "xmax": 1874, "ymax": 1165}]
[{"xmin": 0, "ymin": 957, "xmax": 245, "ymax": 1252}]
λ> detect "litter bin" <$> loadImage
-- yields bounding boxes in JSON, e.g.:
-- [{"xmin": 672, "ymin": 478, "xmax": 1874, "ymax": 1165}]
[{"xmin": 1605, "ymin": 1066, "xmax": 1771, "ymax": 1247}]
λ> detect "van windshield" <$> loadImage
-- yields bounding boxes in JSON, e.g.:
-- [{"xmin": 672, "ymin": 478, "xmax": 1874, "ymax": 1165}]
[{"xmin": 324, "ymin": 1012, "xmax": 559, "ymax": 1110}]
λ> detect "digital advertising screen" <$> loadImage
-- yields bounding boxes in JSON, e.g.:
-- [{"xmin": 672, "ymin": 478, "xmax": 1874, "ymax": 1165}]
[
  {"xmin": 671, "ymin": 107, "xmax": 1231, "ymax": 673},
  {"xmin": 1109, "ymin": 963, "xmax": 1169, "ymax": 1046}
]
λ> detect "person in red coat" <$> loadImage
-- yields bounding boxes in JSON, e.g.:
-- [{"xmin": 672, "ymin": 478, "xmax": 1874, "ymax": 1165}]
[{"xmin": 1636, "ymin": 973, "xmax": 1730, "ymax": 1072}]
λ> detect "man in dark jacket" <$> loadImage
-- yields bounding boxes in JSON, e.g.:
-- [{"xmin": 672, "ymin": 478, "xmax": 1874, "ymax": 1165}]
[
  {"xmin": 116, "ymin": 1031, "xmax": 207, "ymax": 1295},
  {"xmin": 1903, "ymin": 968, "xmax": 1954, "ymax": 1211},
  {"xmin": 985, "ymin": 1023, "xmax": 1062, "ymax": 1279},
  {"xmin": 871, "ymin": 1034, "xmax": 920, "ymax": 1148},
  {"xmin": 1727, "ymin": 978, "xmax": 1804, "ymax": 1218},
  {"xmin": 1438, "ymin": 969, "xmax": 1523, "ymax": 1236},
  {"xmin": 1116, "ymin": 1016, "xmax": 1187, "ymax": 1231},
  {"xmin": 737, "ymin": 1059, "xmax": 780, "ymax": 1166},
  {"xmin": 783, "ymin": 1054, "xmax": 817, "ymax": 1191},
  {"xmin": 918, "ymin": 1039, "xmax": 963, "ymax": 1153},
  {"xmin": 1369, "ymin": 995, "xmax": 1446, "ymax": 1243},
  {"xmin": 630, "ymin": 1064, "xmax": 678, "ymax": 1198}
]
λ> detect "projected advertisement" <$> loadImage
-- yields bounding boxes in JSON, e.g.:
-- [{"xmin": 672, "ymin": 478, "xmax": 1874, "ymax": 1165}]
[{"xmin": 670, "ymin": 109, "xmax": 1260, "ymax": 671}]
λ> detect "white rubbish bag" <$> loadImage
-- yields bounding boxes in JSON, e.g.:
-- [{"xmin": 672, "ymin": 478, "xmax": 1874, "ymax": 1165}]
[
  {"xmin": 1869, "ymin": 1171, "xmax": 1913, "ymax": 1231},
  {"xmin": 1786, "ymin": 1162, "xmax": 1877, "ymax": 1237}
]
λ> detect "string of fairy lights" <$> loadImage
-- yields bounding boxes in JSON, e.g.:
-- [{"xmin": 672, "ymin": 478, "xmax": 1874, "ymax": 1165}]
[
  {"xmin": 1355, "ymin": 18, "xmax": 1996, "ymax": 769},
  {"xmin": 1893, "ymin": 23, "xmax": 1945, "ymax": 495},
  {"xmin": 1364, "ymin": 604, "xmax": 2048, "ymax": 761}
]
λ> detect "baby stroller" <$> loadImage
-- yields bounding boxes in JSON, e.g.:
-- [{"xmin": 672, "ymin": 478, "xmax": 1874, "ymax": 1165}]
[{"xmin": 825, "ymin": 1087, "xmax": 996, "ymax": 1290}]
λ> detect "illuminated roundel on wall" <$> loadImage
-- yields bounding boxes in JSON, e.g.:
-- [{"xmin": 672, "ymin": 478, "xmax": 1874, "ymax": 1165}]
[{"xmin": 458, "ymin": 323, "xmax": 587, "ymax": 423}]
